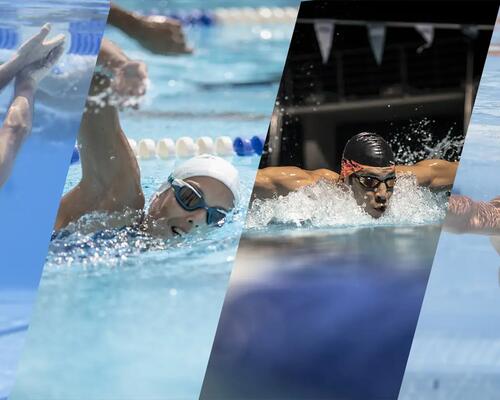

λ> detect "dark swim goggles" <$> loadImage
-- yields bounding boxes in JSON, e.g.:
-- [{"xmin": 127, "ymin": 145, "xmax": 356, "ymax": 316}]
[
  {"xmin": 352, "ymin": 173, "xmax": 396, "ymax": 190},
  {"xmin": 168, "ymin": 176, "xmax": 228, "ymax": 227}
]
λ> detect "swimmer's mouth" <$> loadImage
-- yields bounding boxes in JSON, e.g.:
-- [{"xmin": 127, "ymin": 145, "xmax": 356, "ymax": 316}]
[
  {"xmin": 375, "ymin": 205, "xmax": 387, "ymax": 213},
  {"xmin": 171, "ymin": 226, "xmax": 186, "ymax": 237}
]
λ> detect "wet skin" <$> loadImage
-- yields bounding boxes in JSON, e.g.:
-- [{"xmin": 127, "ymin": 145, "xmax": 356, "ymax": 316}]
[
  {"xmin": 146, "ymin": 176, "xmax": 234, "ymax": 238},
  {"xmin": 345, "ymin": 166, "xmax": 396, "ymax": 219}
]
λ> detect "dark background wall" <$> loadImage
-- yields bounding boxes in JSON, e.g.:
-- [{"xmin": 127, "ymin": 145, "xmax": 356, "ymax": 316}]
[{"xmin": 260, "ymin": 0, "xmax": 496, "ymax": 171}]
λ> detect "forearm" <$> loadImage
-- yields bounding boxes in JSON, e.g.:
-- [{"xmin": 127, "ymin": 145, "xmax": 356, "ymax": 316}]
[
  {"xmin": 0, "ymin": 56, "xmax": 23, "ymax": 90},
  {"xmin": 444, "ymin": 195, "xmax": 500, "ymax": 235},
  {"xmin": 96, "ymin": 38, "xmax": 129, "ymax": 73},
  {"xmin": 108, "ymin": 3, "xmax": 143, "ymax": 39},
  {"xmin": 430, "ymin": 160, "xmax": 458, "ymax": 190},
  {"xmin": 0, "ymin": 79, "xmax": 35, "ymax": 186}
]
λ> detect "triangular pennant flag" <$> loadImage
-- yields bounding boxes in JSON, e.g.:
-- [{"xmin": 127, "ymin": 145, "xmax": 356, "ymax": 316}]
[
  {"xmin": 415, "ymin": 24, "xmax": 434, "ymax": 53},
  {"xmin": 367, "ymin": 24, "xmax": 386, "ymax": 65},
  {"xmin": 314, "ymin": 21, "xmax": 335, "ymax": 64}
]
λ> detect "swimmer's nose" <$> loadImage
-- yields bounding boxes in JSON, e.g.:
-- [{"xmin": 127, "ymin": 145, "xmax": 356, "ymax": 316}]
[
  {"xmin": 376, "ymin": 193, "xmax": 387, "ymax": 203},
  {"xmin": 376, "ymin": 183, "xmax": 389, "ymax": 203},
  {"xmin": 185, "ymin": 208, "xmax": 207, "ymax": 230}
]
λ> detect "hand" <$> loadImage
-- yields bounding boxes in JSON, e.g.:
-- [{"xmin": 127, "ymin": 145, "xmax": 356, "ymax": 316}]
[
  {"xmin": 132, "ymin": 16, "xmax": 192, "ymax": 55},
  {"xmin": 112, "ymin": 60, "xmax": 147, "ymax": 97},
  {"xmin": 14, "ymin": 23, "xmax": 65, "ymax": 69},
  {"xmin": 17, "ymin": 42, "xmax": 65, "ymax": 87},
  {"xmin": 110, "ymin": 60, "xmax": 148, "ymax": 109}
]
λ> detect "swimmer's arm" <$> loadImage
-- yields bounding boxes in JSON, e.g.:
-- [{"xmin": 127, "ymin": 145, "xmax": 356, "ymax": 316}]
[
  {"xmin": 108, "ymin": 2, "xmax": 192, "ymax": 55},
  {"xmin": 0, "ymin": 57, "xmax": 23, "ymax": 91},
  {"xmin": 444, "ymin": 195, "xmax": 500, "ymax": 235},
  {"xmin": 396, "ymin": 160, "xmax": 458, "ymax": 190},
  {"xmin": 252, "ymin": 166, "xmax": 339, "ymax": 200},
  {"xmin": 0, "ymin": 77, "xmax": 35, "ymax": 188},
  {"xmin": 54, "ymin": 76, "xmax": 144, "ymax": 230},
  {"xmin": 96, "ymin": 39, "xmax": 147, "ymax": 100},
  {"xmin": 96, "ymin": 38, "xmax": 129, "ymax": 74}
]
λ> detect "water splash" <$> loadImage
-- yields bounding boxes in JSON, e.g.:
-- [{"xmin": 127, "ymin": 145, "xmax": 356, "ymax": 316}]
[
  {"xmin": 86, "ymin": 77, "xmax": 150, "ymax": 111},
  {"xmin": 389, "ymin": 118, "xmax": 464, "ymax": 164},
  {"xmin": 246, "ymin": 175, "xmax": 448, "ymax": 230},
  {"xmin": 46, "ymin": 195, "xmax": 250, "ymax": 269}
]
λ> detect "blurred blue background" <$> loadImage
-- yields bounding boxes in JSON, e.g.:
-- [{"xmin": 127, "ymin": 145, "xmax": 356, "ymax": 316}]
[{"xmin": 0, "ymin": 0, "xmax": 108, "ymax": 397}]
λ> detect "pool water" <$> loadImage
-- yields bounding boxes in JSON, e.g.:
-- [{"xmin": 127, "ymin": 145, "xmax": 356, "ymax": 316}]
[
  {"xmin": 201, "ymin": 108, "xmax": 455, "ymax": 398},
  {"xmin": 9, "ymin": 3, "xmax": 296, "ymax": 400},
  {"xmin": 399, "ymin": 51, "xmax": 500, "ymax": 399},
  {"xmin": 202, "ymin": 224, "xmax": 443, "ymax": 399},
  {"xmin": 203, "ymin": 27, "xmax": 500, "ymax": 400},
  {"xmin": 0, "ymin": 1, "xmax": 107, "ymax": 398}
]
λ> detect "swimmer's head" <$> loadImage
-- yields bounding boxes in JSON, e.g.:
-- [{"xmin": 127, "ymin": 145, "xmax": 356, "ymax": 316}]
[
  {"xmin": 146, "ymin": 155, "xmax": 239, "ymax": 238},
  {"xmin": 340, "ymin": 132, "xmax": 396, "ymax": 218}
]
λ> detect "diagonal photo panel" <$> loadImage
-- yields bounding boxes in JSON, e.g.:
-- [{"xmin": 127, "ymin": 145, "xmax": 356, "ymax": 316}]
[
  {"xmin": 0, "ymin": 1, "xmax": 109, "ymax": 398},
  {"xmin": 8, "ymin": 2, "xmax": 298, "ymax": 400},
  {"xmin": 201, "ymin": 1, "xmax": 499, "ymax": 399},
  {"xmin": 399, "ymin": 10, "xmax": 500, "ymax": 400}
]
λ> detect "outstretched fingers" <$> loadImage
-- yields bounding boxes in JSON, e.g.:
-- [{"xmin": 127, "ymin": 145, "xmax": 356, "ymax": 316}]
[
  {"xmin": 34, "ymin": 23, "xmax": 52, "ymax": 43},
  {"xmin": 43, "ymin": 33, "xmax": 66, "ymax": 52}
]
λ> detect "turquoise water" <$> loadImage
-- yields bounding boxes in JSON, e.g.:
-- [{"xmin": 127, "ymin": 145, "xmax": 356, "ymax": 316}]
[
  {"xmin": 399, "ymin": 53, "xmax": 500, "ymax": 399},
  {"xmin": 9, "ymin": 3, "xmax": 295, "ymax": 399},
  {"xmin": 0, "ymin": 1, "xmax": 107, "ymax": 398}
]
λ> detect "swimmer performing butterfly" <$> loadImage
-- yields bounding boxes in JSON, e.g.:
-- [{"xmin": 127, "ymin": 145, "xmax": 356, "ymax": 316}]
[
  {"xmin": 0, "ymin": 24, "xmax": 65, "ymax": 188},
  {"xmin": 254, "ymin": 132, "xmax": 458, "ymax": 218},
  {"xmin": 54, "ymin": 38, "xmax": 239, "ymax": 238}
]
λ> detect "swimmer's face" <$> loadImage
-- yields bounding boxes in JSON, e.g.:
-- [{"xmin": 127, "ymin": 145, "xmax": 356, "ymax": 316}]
[
  {"xmin": 347, "ymin": 165, "xmax": 396, "ymax": 219},
  {"xmin": 146, "ymin": 176, "xmax": 235, "ymax": 238}
]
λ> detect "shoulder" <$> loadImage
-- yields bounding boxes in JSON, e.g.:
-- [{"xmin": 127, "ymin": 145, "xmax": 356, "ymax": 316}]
[{"xmin": 311, "ymin": 168, "xmax": 340, "ymax": 183}]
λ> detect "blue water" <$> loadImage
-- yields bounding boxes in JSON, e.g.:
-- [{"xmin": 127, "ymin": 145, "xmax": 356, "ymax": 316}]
[
  {"xmin": 399, "ymin": 52, "xmax": 500, "ymax": 399},
  {"xmin": 9, "ymin": 2, "xmax": 295, "ymax": 399},
  {"xmin": 201, "ymin": 21, "xmax": 500, "ymax": 400},
  {"xmin": 0, "ymin": 1, "xmax": 108, "ymax": 398}
]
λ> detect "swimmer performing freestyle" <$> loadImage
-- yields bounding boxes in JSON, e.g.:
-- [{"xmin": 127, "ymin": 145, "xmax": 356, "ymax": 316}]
[
  {"xmin": 254, "ymin": 132, "xmax": 458, "ymax": 218},
  {"xmin": 0, "ymin": 24, "xmax": 65, "ymax": 188},
  {"xmin": 54, "ymin": 38, "xmax": 239, "ymax": 238}
]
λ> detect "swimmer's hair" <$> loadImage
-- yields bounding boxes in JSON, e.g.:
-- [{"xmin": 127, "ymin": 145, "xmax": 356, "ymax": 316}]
[{"xmin": 342, "ymin": 132, "xmax": 395, "ymax": 167}]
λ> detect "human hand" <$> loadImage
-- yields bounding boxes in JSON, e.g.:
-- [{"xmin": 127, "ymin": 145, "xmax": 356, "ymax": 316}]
[
  {"xmin": 132, "ymin": 16, "xmax": 192, "ymax": 55},
  {"xmin": 17, "ymin": 42, "xmax": 65, "ymax": 87},
  {"xmin": 14, "ymin": 23, "xmax": 65, "ymax": 70},
  {"xmin": 112, "ymin": 60, "xmax": 147, "ymax": 97},
  {"xmin": 111, "ymin": 60, "xmax": 148, "ymax": 109}
]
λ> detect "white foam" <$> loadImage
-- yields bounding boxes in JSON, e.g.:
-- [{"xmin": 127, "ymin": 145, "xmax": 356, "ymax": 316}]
[{"xmin": 246, "ymin": 175, "xmax": 448, "ymax": 229}]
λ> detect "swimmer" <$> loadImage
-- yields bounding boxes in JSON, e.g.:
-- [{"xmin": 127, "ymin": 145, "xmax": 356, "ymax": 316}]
[
  {"xmin": 254, "ymin": 132, "xmax": 458, "ymax": 218},
  {"xmin": 108, "ymin": 2, "xmax": 192, "ymax": 55},
  {"xmin": 0, "ymin": 24, "xmax": 65, "ymax": 187},
  {"xmin": 54, "ymin": 39, "xmax": 238, "ymax": 238}
]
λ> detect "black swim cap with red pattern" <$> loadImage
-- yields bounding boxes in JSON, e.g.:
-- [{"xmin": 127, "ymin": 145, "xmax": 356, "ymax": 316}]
[{"xmin": 342, "ymin": 132, "xmax": 395, "ymax": 167}]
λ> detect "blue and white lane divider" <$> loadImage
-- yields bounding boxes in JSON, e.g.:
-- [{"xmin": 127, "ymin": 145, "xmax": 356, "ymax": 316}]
[
  {"xmin": 0, "ymin": 7, "xmax": 296, "ymax": 54},
  {"xmin": 165, "ymin": 7, "xmax": 298, "ymax": 25},
  {"xmin": 71, "ymin": 135, "xmax": 265, "ymax": 164}
]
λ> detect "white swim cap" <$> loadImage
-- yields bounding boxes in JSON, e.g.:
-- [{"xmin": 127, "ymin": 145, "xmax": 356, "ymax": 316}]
[{"xmin": 170, "ymin": 154, "xmax": 240, "ymax": 205}]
